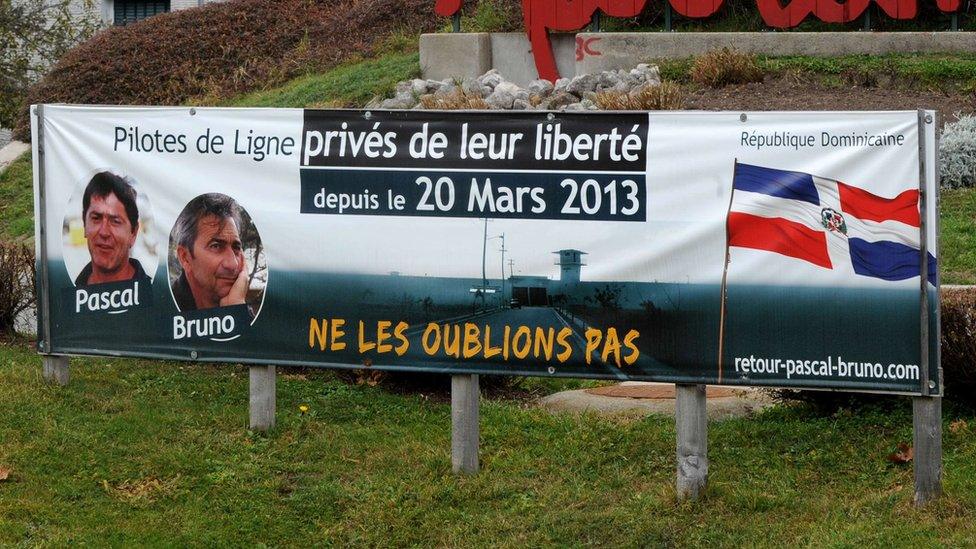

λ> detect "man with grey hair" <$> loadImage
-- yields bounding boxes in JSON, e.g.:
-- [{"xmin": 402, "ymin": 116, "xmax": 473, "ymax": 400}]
[{"xmin": 170, "ymin": 193, "xmax": 249, "ymax": 311}]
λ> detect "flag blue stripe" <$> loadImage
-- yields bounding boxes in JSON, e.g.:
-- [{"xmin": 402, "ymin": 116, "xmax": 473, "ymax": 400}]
[
  {"xmin": 733, "ymin": 163, "xmax": 820, "ymax": 206},
  {"xmin": 849, "ymin": 238, "xmax": 938, "ymax": 282}
]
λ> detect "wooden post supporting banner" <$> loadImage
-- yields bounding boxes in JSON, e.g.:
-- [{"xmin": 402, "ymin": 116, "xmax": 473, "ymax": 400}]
[
  {"xmin": 913, "ymin": 396, "xmax": 942, "ymax": 505},
  {"xmin": 249, "ymin": 365, "xmax": 276, "ymax": 432},
  {"xmin": 451, "ymin": 374, "xmax": 479, "ymax": 474},
  {"xmin": 676, "ymin": 384, "xmax": 707, "ymax": 500},
  {"xmin": 42, "ymin": 355, "xmax": 69, "ymax": 386}
]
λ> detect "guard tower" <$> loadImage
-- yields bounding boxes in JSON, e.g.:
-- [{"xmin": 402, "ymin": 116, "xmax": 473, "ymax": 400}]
[{"xmin": 553, "ymin": 249, "xmax": 587, "ymax": 284}]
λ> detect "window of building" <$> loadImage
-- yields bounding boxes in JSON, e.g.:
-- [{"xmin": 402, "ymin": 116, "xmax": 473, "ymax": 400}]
[{"xmin": 114, "ymin": 1, "xmax": 170, "ymax": 26}]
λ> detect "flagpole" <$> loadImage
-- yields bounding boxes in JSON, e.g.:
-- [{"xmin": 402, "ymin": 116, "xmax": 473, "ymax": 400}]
[{"xmin": 717, "ymin": 160, "xmax": 738, "ymax": 384}]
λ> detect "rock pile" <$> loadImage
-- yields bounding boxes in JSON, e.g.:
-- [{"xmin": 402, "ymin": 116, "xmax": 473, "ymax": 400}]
[{"xmin": 369, "ymin": 64, "xmax": 662, "ymax": 111}]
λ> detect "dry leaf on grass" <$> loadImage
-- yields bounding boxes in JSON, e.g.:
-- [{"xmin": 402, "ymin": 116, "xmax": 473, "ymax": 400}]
[
  {"xmin": 0, "ymin": 467, "xmax": 10, "ymax": 481},
  {"xmin": 888, "ymin": 442, "xmax": 914, "ymax": 464},
  {"xmin": 950, "ymin": 419, "xmax": 969, "ymax": 434}
]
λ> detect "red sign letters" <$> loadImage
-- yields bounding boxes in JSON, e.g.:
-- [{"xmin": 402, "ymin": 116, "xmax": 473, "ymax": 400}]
[{"xmin": 434, "ymin": 0, "xmax": 962, "ymax": 82}]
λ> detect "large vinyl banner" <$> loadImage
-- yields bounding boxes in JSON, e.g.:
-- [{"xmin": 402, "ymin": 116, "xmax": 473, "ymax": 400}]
[{"xmin": 32, "ymin": 106, "xmax": 940, "ymax": 394}]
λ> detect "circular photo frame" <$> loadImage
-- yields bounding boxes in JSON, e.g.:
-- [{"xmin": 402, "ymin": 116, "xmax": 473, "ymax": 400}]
[
  {"xmin": 166, "ymin": 193, "xmax": 267, "ymax": 323},
  {"xmin": 62, "ymin": 170, "xmax": 159, "ymax": 286}
]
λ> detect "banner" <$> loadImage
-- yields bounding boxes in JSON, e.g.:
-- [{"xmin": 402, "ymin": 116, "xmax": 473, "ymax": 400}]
[{"xmin": 32, "ymin": 106, "xmax": 940, "ymax": 394}]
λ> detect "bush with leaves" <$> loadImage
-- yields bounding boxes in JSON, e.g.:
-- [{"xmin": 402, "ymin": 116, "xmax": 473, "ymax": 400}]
[
  {"xmin": 0, "ymin": 242, "xmax": 35, "ymax": 335},
  {"xmin": 940, "ymin": 115, "xmax": 976, "ymax": 189},
  {"xmin": 689, "ymin": 47, "xmax": 764, "ymax": 88}
]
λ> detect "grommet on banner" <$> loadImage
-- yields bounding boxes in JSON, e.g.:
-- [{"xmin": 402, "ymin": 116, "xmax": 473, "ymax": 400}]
[
  {"xmin": 547, "ymin": 366, "xmax": 556, "ymax": 374},
  {"xmin": 547, "ymin": 113, "xmax": 555, "ymax": 121},
  {"xmin": 189, "ymin": 108, "xmax": 196, "ymax": 116},
  {"xmin": 925, "ymin": 114, "xmax": 933, "ymax": 124},
  {"xmin": 739, "ymin": 113, "xmax": 748, "ymax": 122},
  {"xmin": 190, "ymin": 350, "xmax": 198, "ymax": 359},
  {"xmin": 364, "ymin": 111, "xmax": 372, "ymax": 120}
]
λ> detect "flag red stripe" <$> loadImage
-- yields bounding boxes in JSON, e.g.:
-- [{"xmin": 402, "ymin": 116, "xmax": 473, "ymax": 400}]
[
  {"xmin": 838, "ymin": 182, "xmax": 919, "ymax": 227},
  {"xmin": 728, "ymin": 212, "xmax": 832, "ymax": 269}
]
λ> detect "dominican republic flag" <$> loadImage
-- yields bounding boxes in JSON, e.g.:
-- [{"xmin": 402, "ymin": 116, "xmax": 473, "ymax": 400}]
[{"xmin": 728, "ymin": 163, "xmax": 936, "ymax": 282}]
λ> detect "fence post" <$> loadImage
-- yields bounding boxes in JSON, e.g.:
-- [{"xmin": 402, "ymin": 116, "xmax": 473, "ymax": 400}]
[
  {"xmin": 676, "ymin": 383, "xmax": 707, "ymax": 500},
  {"xmin": 451, "ymin": 374, "xmax": 479, "ymax": 474},
  {"xmin": 42, "ymin": 355, "xmax": 69, "ymax": 386},
  {"xmin": 913, "ymin": 396, "xmax": 942, "ymax": 505},
  {"xmin": 249, "ymin": 365, "xmax": 276, "ymax": 432}
]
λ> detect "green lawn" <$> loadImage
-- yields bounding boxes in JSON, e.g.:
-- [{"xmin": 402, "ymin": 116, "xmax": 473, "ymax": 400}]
[
  {"xmin": 941, "ymin": 188, "xmax": 976, "ymax": 284},
  {"xmin": 0, "ymin": 153, "xmax": 35, "ymax": 242},
  {"xmin": 0, "ymin": 340, "xmax": 974, "ymax": 545},
  {"xmin": 659, "ymin": 53, "xmax": 976, "ymax": 91},
  {"xmin": 220, "ymin": 52, "xmax": 421, "ymax": 109}
]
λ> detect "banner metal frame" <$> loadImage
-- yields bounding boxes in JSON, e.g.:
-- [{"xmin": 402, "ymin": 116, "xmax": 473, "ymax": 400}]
[{"xmin": 34, "ymin": 104, "xmax": 54, "ymax": 354}]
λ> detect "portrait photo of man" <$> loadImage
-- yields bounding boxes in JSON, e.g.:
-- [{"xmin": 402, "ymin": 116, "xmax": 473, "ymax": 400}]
[
  {"xmin": 74, "ymin": 172, "xmax": 151, "ymax": 286},
  {"xmin": 170, "ymin": 193, "xmax": 253, "ymax": 312}
]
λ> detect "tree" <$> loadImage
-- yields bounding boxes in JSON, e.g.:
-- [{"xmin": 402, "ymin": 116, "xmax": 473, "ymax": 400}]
[{"xmin": 0, "ymin": 0, "xmax": 100, "ymax": 129}]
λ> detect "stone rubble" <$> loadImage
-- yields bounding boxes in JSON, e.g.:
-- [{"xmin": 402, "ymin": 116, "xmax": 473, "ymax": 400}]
[{"xmin": 368, "ymin": 64, "xmax": 662, "ymax": 111}]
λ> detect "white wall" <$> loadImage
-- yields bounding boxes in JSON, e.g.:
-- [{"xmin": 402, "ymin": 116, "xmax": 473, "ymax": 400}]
[{"xmin": 94, "ymin": 0, "xmax": 224, "ymax": 24}]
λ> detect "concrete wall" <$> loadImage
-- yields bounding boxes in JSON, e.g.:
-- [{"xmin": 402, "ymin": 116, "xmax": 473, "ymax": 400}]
[
  {"xmin": 420, "ymin": 32, "xmax": 576, "ymax": 86},
  {"xmin": 422, "ymin": 31, "xmax": 976, "ymax": 82},
  {"xmin": 489, "ymin": 33, "xmax": 576, "ymax": 85},
  {"xmin": 81, "ymin": 0, "xmax": 222, "ymax": 24}
]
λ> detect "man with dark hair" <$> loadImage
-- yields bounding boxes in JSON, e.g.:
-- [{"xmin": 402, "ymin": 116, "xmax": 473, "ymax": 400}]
[
  {"xmin": 75, "ymin": 172, "xmax": 150, "ymax": 285},
  {"xmin": 171, "ymin": 193, "xmax": 249, "ymax": 311}
]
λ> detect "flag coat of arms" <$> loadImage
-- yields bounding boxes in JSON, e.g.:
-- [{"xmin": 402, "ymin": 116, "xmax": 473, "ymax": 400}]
[{"xmin": 727, "ymin": 162, "xmax": 936, "ymax": 282}]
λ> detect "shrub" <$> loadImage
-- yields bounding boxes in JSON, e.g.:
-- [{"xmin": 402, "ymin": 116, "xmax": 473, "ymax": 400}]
[
  {"xmin": 15, "ymin": 0, "xmax": 440, "ymax": 138},
  {"xmin": 418, "ymin": 88, "xmax": 489, "ymax": 110},
  {"xmin": 594, "ymin": 80, "xmax": 683, "ymax": 110},
  {"xmin": 941, "ymin": 287, "xmax": 976, "ymax": 405},
  {"xmin": 689, "ymin": 48, "xmax": 764, "ymax": 88},
  {"xmin": 940, "ymin": 115, "xmax": 976, "ymax": 189},
  {"xmin": 0, "ymin": 242, "xmax": 35, "ymax": 336}
]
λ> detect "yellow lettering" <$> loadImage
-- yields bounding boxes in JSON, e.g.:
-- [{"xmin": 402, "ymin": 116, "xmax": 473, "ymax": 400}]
[
  {"xmin": 309, "ymin": 318, "xmax": 328, "ymax": 350},
  {"xmin": 393, "ymin": 321, "xmax": 410, "ymax": 356},
  {"xmin": 376, "ymin": 320, "xmax": 393, "ymax": 353},
  {"xmin": 584, "ymin": 328, "xmax": 602, "ymax": 365},
  {"xmin": 358, "ymin": 320, "xmax": 375, "ymax": 353},
  {"xmin": 533, "ymin": 326, "xmax": 555, "ymax": 360},
  {"xmin": 601, "ymin": 327, "xmax": 621, "ymax": 367},
  {"xmin": 555, "ymin": 327, "xmax": 573, "ymax": 363},
  {"xmin": 513, "ymin": 326, "xmax": 532, "ymax": 359},
  {"xmin": 483, "ymin": 325, "xmax": 501, "ymax": 358},
  {"xmin": 623, "ymin": 330, "xmax": 640, "ymax": 366},
  {"xmin": 444, "ymin": 324, "xmax": 461, "ymax": 358},
  {"xmin": 422, "ymin": 322, "xmax": 440, "ymax": 355},
  {"xmin": 462, "ymin": 323, "xmax": 482, "ymax": 358}
]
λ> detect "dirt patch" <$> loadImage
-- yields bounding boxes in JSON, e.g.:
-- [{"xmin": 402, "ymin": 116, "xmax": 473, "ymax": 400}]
[
  {"xmin": 541, "ymin": 382, "xmax": 775, "ymax": 420},
  {"xmin": 684, "ymin": 76, "xmax": 976, "ymax": 123}
]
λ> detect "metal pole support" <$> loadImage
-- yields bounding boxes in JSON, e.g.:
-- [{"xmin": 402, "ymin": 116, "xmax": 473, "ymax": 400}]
[
  {"xmin": 249, "ymin": 365, "xmax": 276, "ymax": 432},
  {"xmin": 42, "ymin": 355, "xmax": 69, "ymax": 386},
  {"xmin": 676, "ymin": 383, "xmax": 707, "ymax": 500},
  {"xmin": 913, "ymin": 396, "xmax": 942, "ymax": 505},
  {"xmin": 451, "ymin": 374, "xmax": 479, "ymax": 474}
]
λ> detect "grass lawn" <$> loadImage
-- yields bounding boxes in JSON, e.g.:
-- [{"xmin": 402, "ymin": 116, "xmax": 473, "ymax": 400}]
[
  {"xmin": 219, "ymin": 52, "xmax": 421, "ymax": 109},
  {"xmin": 659, "ymin": 53, "xmax": 976, "ymax": 91},
  {"xmin": 940, "ymin": 188, "xmax": 976, "ymax": 284},
  {"xmin": 0, "ymin": 339, "xmax": 975, "ymax": 545},
  {"xmin": 0, "ymin": 153, "xmax": 35, "ymax": 242}
]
